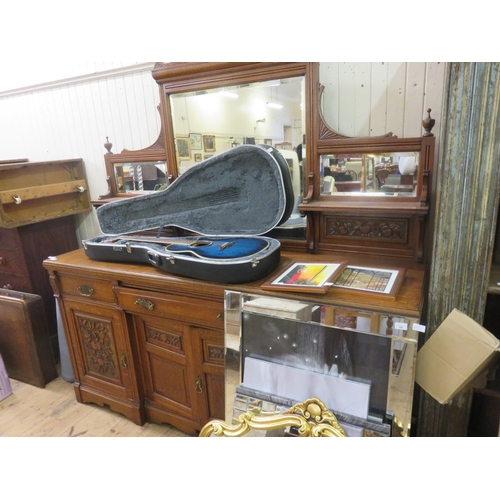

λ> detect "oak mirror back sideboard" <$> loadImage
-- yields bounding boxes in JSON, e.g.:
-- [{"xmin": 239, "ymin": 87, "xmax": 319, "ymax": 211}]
[{"xmin": 46, "ymin": 62, "xmax": 437, "ymax": 436}]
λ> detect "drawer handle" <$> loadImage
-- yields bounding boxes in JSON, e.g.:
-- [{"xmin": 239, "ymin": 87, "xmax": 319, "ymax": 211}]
[
  {"xmin": 12, "ymin": 195, "xmax": 22, "ymax": 204},
  {"xmin": 75, "ymin": 185, "xmax": 86, "ymax": 193},
  {"xmin": 77, "ymin": 284, "xmax": 94, "ymax": 297},
  {"xmin": 134, "ymin": 298, "xmax": 155, "ymax": 310}
]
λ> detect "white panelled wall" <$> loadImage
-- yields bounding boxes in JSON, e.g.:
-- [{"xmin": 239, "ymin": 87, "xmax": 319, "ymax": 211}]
[
  {"xmin": 0, "ymin": 62, "xmax": 447, "ymax": 243},
  {"xmin": 0, "ymin": 63, "xmax": 160, "ymax": 241},
  {"xmin": 320, "ymin": 62, "xmax": 447, "ymax": 139}
]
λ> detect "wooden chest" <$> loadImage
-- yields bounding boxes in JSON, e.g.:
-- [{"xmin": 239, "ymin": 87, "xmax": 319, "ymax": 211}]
[
  {"xmin": 0, "ymin": 216, "xmax": 80, "ymax": 358},
  {"xmin": 0, "ymin": 158, "xmax": 90, "ymax": 228},
  {"xmin": 0, "ymin": 158, "xmax": 90, "ymax": 358},
  {"xmin": 0, "ymin": 288, "xmax": 57, "ymax": 387}
]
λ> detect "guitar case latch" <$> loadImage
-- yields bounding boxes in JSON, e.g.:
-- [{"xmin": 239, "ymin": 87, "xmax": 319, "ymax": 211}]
[{"xmin": 147, "ymin": 251, "xmax": 162, "ymax": 266}]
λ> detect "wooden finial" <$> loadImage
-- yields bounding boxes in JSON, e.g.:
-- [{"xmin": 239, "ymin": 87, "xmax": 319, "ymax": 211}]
[
  {"xmin": 104, "ymin": 136, "xmax": 113, "ymax": 154},
  {"xmin": 422, "ymin": 109, "xmax": 435, "ymax": 137}
]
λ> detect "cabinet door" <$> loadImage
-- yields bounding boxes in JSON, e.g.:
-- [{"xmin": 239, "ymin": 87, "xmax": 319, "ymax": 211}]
[
  {"xmin": 189, "ymin": 326, "xmax": 225, "ymax": 422},
  {"xmin": 133, "ymin": 313, "xmax": 224, "ymax": 431},
  {"xmin": 62, "ymin": 298, "xmax": 142, "ymax": 423},
  {"xmin": 133, "ymin": 314, "xmax": 201, "ymax": 428}
]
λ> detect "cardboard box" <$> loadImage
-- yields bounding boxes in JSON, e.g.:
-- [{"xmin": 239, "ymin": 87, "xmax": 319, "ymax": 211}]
[
  {"xmin": 0, "ymin": 352, "xmax": 13, "ymax": 402},
  {"xmin": 415, "ymin": 308, "xmax": 500, "ymax": 404}
]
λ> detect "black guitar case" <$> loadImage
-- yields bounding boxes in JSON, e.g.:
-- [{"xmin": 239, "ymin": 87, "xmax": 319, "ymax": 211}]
[{"xmin": 83, "ymin": 144, "xmax": 294, "ymax": 284}]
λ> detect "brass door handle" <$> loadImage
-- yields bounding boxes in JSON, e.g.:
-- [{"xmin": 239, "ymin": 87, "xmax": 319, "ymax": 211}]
[
  {"xmin": 195, "ymin": 375, "xmax": 203, "ymax": 393},
  {"xmin": 121, "ymin": 353, "xmax": 128, "ymax": 368}
]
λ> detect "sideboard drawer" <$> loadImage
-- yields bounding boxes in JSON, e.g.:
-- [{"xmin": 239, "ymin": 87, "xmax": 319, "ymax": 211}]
[
  {"xmin": 58, "ymin": 274, "xmax": 116, "ymax": 303},
  {"xmin": 117, "ymin": 287, "xmax": 224, "ymax": 328}
]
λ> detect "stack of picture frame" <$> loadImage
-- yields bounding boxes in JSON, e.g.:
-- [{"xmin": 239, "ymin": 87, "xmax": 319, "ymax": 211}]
[{"xmin": 262, "ymin": 261, "xmax": 405, "ymax": 299}]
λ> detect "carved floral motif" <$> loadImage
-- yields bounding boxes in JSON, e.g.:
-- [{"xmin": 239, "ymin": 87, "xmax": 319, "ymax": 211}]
[
  {"xmin": 147, "ymin": 326, "xmax": 182, "ymax": 350},
  {"xmin": 326, "ymin": 217, "xmax": 407, "ymax": 241},
  {"xmin": 77, "ymin": 316, "xmax": 117, "ymax": 379},
  {"xmin": 207, "ymin": 345, "xmax": 224, "ymax": 362}
]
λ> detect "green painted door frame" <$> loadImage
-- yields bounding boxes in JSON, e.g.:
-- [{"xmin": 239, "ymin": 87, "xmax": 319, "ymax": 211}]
[{"xmin": 418, "ymin": 62, "xmax": 500, "ymax": 436}]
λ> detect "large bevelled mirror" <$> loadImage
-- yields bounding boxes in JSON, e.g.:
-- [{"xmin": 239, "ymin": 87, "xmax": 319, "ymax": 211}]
[
  {"xmin": 169, "ymin": 77, "xmax": 306, "ymax": 240},
  {"xmin": 151, "ymin": 63, "xmax": 317, "ymax": 245},
  {"xmin": 170, "ymin": 77, "xmax": 304, "ymax": 181}
]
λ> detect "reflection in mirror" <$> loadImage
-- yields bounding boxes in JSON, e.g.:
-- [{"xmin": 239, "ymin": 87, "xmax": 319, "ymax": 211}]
[
  {"xmin": 114, "ymin": 161, "xmax": 168, "ymax": 194},
  {"xmin": 224, "ymin": 290, "xmax": 419, "ymax": 437},
  {"xmin": 170, "ymin": 77, "xmax": 306, "ymax": 204},
  {"xmin": 320, "ymin": 152, "xmax": 419, "ymax": 197}
]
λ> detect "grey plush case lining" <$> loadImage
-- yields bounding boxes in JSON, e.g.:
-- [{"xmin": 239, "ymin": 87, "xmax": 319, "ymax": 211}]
[{"xmin": 97, "ymin": 145, "xmax": 291, "ymax": 236}]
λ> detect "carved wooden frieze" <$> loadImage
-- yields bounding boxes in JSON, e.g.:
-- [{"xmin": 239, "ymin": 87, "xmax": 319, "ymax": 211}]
[
  {"xmin": 324, "ymin": 216, "xmax": 408, "ymax": 242},
  {"xmin": 147, "ymin": 326, "xmax": 182, "ymax": 351},
  {"xmin": 319, "ymin": 121, "xmax": 351, "ymax": 141},
  {"xmin": 76, "ymin": 315, "xmax": 118, "ymax": 380}
]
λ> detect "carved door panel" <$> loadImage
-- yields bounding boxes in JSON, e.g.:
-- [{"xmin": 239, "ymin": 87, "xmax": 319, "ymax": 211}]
[
  {"xmin": 62, "ymin": 298, "xmax": 139, "ymax": 404},
  {"xmin": 133, "ymin": 313, "xmax": 203, "ymax": 427}
]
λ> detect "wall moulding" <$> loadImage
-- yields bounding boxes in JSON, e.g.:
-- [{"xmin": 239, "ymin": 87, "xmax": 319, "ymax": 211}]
[{"xmin": 0, "ymin": 63, "xmax": 155, "ymax": 97}]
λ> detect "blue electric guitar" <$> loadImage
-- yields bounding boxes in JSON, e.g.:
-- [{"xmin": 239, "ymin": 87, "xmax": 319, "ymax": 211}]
[{"xmin": 105, "ymin": 235, "xmax": 269, "ymax": 260}]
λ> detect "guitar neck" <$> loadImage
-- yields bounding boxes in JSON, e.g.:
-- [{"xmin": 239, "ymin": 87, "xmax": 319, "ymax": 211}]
[{"xmin": 107, "ymin": 236, "xmax": 200, "ymax": 246}]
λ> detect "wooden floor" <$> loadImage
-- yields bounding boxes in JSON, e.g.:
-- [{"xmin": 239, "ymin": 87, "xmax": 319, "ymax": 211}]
[{"xmin": 0, "ymin": 370, "xmax": 189, "ymax": 437}]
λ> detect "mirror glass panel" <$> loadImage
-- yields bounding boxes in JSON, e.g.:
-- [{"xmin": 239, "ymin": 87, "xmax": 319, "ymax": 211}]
[
  {"xmin": 320, "ymin": 152, "xmax": 419, "ymax": 197},
  {"xmin": 224, "ymin": 290, "xmax": 419, "ymax": 437},
  {"xmin": 169, "ymin": 77, "xmax": 306, "ymax": 203},
  {"xmin": 114, "ymin": 161, "xmax": 168, "ymax": 194}
]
